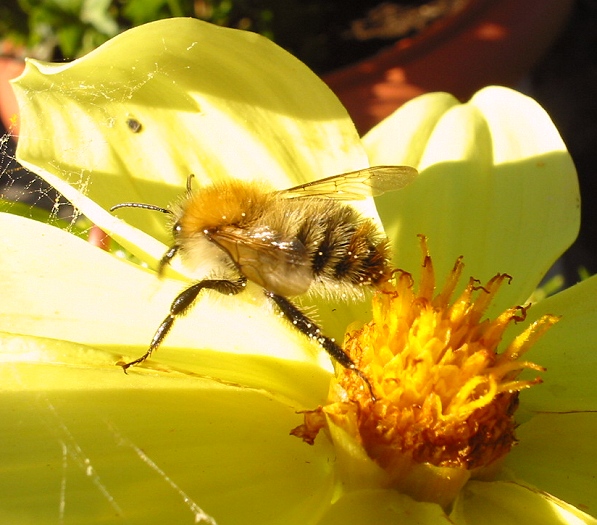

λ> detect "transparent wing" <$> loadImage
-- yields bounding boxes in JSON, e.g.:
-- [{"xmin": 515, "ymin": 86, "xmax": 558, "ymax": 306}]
[
  {"xmin": 209, "ymin": 226, "xmax": 313, "ymax": 296},
  {"xmin": 279, "ymin": 165, "xmax": 418, "ymax": 201}
]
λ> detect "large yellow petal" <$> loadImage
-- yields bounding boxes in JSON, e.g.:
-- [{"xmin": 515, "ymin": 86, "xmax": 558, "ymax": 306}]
[
  {"xmin": 316, "ymin": 490, "xmax": 446, "ymax": 524},
  {"xmin": 362, "ymin": 91, "xmax": 459, "ymax": 168},
  {"xmin": 0, "ymin": 334, "xmax": 335, "ymax": 524},
  {"xmin": 0, "ymin": 213, "xmax": 332, "ymax": 404},
  {"xmin": 11, "ymin": 18, "xmax": 382, "ymax": 343},
  {"xmin": 366, "ymin": 87, "xmax": 579, "ymax": 313},
  {"xmin": 451, "ymin": 480, "xmax": 596, "ymax": 525},
  {"xmin": 12, "ymin": 18, "xmax": 367, "ymax": 252},
  {"xmin": 504, "ymin": 413, "xmax": 597, "ymax": 517},
  {"xmin": 510, "ymin": 275, "xmax": 597, "ymax": 413}
]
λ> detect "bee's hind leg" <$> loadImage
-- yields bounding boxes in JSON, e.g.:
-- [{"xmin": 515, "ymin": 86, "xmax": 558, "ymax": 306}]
[
  {"xmin": 265, "ymin": 292, "xmax": 376, "ymax": 401},
  {"xmin": 121, "ymin": 277, "xmax": 247, "ymax": 372}
]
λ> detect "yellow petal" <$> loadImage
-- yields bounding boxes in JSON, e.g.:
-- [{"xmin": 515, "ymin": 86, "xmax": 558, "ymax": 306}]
[
  {"xmin": 367, "ymin": 87, "xmax": 579, "ymax": 313},
  {"xmin": 451, "ymin": 480, "xmax": 597, "ymax": 525},
  {"xmin": 505, "ymin": 413, "xmax": 597, "ymax": 517},
  {"xmin": 0, "ymin": 213, "xmax": 332, "ymax": 403},
  {"xmin": 12, "ymin": 18, "xmax": 367, "ymax": 250},
  {"xmin": 0, "ymin": 335, "xmax": 336, "ymax": 523},
  {"xmin": 512, "ymin": 275, "xmax": 597, "ymax": 413},
  {"xmin": 317, "ymin": 489, "xmax": 446, "ymax": 524},
  {"xmin": 362, "ymin": 91, "xmax": 459, "ymax": 167}
]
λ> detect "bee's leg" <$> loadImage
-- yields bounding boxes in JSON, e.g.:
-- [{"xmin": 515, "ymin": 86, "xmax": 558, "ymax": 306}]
[
  {"xmin": 121, "ymin": 277, "xmax": 246, "ymax": 372},
  {"xmin": 157, "ymin": 244, "xmax": 180, "ymax": 277},
  {"xmin": 265, "ymin": 292, "xmax": 376, "ymax": 401}
]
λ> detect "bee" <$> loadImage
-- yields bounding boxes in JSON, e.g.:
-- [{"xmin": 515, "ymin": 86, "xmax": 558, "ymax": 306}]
[{"xmin": 111, "ymin": 165, "xmax": 417, "ymax": 397}]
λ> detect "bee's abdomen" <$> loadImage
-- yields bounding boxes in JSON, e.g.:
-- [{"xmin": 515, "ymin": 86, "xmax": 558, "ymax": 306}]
[
  {"xmin": 311, "ymin": 226, "xmax": 335, "ymax": 275},
  {"xmin": 298, "ymin": 202, "xmax": 391, "ymax": 293},
  {"xmin": 332, "ymin": 222, "xmax": 390, "ymax": 285}
]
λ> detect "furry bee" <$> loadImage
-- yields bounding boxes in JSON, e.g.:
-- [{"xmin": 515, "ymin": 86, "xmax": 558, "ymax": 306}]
[{"xmin": 111, "ymin": 165, "xmax": 417, "ymax": 396}]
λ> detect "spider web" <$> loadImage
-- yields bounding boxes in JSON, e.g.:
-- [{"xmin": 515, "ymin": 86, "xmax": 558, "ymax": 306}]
[
  {"xmin": 0, "ymin": 52, "xmax": 173, "ymax": 243},
  {"xmin": 0, "ymin": 126, "xmax": 81, "ymax": 231}
]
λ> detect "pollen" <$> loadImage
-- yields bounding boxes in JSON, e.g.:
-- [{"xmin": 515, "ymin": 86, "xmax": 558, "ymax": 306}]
[{"xmin": 292, "ymin": 237, "xmax": 558, "ymax": 506}]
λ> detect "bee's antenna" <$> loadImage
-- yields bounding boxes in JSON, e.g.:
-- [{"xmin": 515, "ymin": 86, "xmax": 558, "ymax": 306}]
[{"xmin": 110, "ymin": 202, "xmax": 173, "ymax": 214}]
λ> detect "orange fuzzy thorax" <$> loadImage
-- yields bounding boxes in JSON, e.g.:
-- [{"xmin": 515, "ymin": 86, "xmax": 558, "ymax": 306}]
[{"xmin": 176, "ymin": 179, "xmax": 273, "ymax": 235}]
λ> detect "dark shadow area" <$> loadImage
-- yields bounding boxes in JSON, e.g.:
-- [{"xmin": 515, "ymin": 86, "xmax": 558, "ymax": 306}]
[{"xmin": 531, "ymin": 0, "xmax": 597, "ymax": 284}]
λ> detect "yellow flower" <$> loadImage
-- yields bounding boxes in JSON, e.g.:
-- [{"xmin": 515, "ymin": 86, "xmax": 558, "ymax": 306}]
[
  {"xmin": 1, "ymin": 18, "xmax": 595, "ymax": 524},
  {"xmin": 292, "ymin": 237, "xmax": 557, "ymax": 508}
]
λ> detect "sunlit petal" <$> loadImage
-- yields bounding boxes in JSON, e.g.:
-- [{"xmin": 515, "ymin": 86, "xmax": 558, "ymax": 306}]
[
  {"xmin": 451, "ymin": 480, "xmax": 597, "ymax": 525},
  {"xmin": 366, "ymin": 87, "xmax": 579, "ymax": 313},
  {"xmin": 0, "ymin": 334, "xmax": 335, "ymax": 524},
  {"xmin": 510, "ymin": 275, "xmax": 597, "ymax": 413},
  {"xmin": 317, "ymin": 489, "xmax": 447, "ymax": 524},
  {"xmin": 0, "ymin": 213, "xmax": 332, "ymax": 403},
  {"xmin": 505, "ymin": 413, "xmax": 597, "ymax": 515},
  {"xmin": 12, "ymin": 18, "xmax": 367, "ymax": 252}
]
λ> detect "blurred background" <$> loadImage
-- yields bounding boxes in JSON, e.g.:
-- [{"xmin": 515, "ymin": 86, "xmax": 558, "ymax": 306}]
[{"xmin": 0, "ymin": 0, "xmax": 595, "ymax": 284}]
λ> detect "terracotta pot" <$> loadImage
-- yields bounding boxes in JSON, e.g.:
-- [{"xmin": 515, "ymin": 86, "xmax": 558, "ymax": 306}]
[
  {"xmin": 323, "ymin": 0, "xmax": 574, "ymax": 134},
  {"xmin": 0, "ymin": 55, "xmax": 25, "ymax": 137}
]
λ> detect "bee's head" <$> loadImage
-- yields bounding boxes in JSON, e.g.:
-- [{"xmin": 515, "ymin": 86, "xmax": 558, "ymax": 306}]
[
  {"xmin": 111, "ymin": 174, "xmax": 202, "ymax": 278},
  {"xmin": 172, "ymin": 219, "xmax": 183, "ymax": 239}
]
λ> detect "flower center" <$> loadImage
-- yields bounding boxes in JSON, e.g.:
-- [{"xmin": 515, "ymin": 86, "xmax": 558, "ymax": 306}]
[{"xmin": 292, "ymin": 237, "xmax": 558, "ymax": 507}]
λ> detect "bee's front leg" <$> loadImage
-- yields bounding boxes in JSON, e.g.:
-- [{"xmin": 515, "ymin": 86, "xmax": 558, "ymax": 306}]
[
  {"xmin": 121, "ymin": 277, "xmax": 247, "ymax": 372},
  {"xmin": 265, "ymin": 291, "xmax": 376, "ymax": 400}
]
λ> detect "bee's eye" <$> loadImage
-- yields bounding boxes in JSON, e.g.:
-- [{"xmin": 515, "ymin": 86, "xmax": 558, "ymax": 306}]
[{"xmin": 173, "ymin": 221, "xmax": 182, "ymax": 236}]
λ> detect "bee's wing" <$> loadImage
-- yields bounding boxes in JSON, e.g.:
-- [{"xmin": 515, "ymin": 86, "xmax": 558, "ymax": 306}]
[
  {"xmin": 279, "ymin": 165, "xmax": 418, "ymax": 201},
  {"xmin": 210, "ymin": 226, "xmax": 313, "ymax": 297}
]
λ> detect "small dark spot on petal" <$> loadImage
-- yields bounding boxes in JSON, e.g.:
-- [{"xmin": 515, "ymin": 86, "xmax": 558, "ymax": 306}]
[{"xmin": 126, "ymin": 118, "xmax": 143, "ymax": 133}]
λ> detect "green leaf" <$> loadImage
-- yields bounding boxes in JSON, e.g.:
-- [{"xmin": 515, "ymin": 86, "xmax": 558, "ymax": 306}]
[
  {"xmin": 56, "ymin": 22, "xmax": 85, "ymax": 57},
  {"xmin": 122, "ymin": 0, "xmax": 172, "ymax": 25},
  {"xmin": 80, "ymin": 0, "xmax": 119, "ymax": 36}
]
